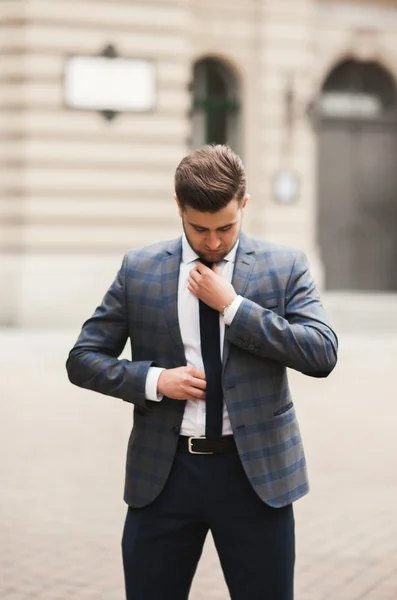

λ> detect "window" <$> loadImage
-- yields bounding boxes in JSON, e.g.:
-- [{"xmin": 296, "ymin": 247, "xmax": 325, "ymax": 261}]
[{"xmin": 191, "ymin": 58, "xmax": 241, "ymax": 151}]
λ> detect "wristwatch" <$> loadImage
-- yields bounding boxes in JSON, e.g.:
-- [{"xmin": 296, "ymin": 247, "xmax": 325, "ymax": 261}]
[{"xmin": 222, "ymin": 303, "xmax": 233, "ymax": 317}]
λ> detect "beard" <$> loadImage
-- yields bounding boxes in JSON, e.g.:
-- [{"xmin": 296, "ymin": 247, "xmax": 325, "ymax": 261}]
[{"xmin": 182, "ymin": 220, "xmax": 240, "ymax": 264}]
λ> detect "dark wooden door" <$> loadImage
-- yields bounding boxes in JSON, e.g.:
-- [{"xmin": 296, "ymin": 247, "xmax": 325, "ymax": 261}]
[{"xmin": 318, "ymin": 120, "xmax": 397, "ymax": 290}]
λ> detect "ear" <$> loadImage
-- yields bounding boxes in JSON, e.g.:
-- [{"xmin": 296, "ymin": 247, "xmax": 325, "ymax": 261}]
[
  {"xmin": 241, "ymin": 194, "xmax": 250, "ymax": 215},
  {"xmin": 173, "ymin": 193, "xmax": 183, "ymax": 218}
]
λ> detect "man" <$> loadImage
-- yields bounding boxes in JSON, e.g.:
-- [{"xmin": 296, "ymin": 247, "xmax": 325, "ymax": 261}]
[{"xmin": 67, "ymin": 145, "xmax": 338, "ymax": 600}]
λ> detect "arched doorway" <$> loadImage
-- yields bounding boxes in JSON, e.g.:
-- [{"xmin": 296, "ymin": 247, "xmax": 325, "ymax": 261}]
[
  {"xmin": 315, "ymin": 59, "xmax": 397, "ymax": 291},
  {"xmin": 191, "ymin": 57, "xmax": 241, "ymax": 152}
]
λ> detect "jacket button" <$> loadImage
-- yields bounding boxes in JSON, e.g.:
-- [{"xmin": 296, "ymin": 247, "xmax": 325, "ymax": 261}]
[{"xmin": 172, "ymin": 426, "xmax": 180, "ymax": 435}]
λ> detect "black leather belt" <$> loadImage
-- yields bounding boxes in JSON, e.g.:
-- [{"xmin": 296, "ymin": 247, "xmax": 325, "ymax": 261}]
[{"xmin": 177, "ymin": 435, "xmax": 237, "ymax": 455}]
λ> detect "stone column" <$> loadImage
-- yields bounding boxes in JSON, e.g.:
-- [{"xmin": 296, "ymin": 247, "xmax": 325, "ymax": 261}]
[{"xmin": 254, "ymin": 0, "xmax": 323, "ymax": 285}]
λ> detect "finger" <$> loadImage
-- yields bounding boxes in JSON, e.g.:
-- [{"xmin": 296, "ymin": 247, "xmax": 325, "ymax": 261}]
[
  {"xmin": 189, "ymin": 269, "xmax": 201, "ymax": 283},
  {"xmin": 197, "ymin": 262, "xmax": 212, "ymax": 274},
  {"xmin": 187, "ymin": 387, "xmax": 206, "ymax": 400},
  {"xmin": 190, "ymin": 368, "xmax": 206, "ymax": 380},
  {"xmin": 190, "ymin": 377, "xmax": 207, "ymax": 390}
]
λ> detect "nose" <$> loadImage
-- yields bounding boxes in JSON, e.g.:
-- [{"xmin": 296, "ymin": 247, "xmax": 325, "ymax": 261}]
[{"xmin": 206, "ymin": 233, "xmax": 221, "ymax": 250}]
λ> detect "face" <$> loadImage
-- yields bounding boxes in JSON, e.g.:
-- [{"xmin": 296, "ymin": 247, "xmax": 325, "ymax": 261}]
[{"xmin": 175, "ymin": 195, "xmax": 249, "ymax": 264}]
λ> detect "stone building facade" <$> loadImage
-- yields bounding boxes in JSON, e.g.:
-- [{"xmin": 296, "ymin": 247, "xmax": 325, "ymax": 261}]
[{"xmin": 1, "ymin": 0, "xmax": 397, "ymax": 326}]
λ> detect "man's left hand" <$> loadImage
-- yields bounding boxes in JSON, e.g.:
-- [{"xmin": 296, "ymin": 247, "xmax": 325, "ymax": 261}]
[{"xmin": 188, "ymin": 263, "xmax": 237, "ymax": 313}]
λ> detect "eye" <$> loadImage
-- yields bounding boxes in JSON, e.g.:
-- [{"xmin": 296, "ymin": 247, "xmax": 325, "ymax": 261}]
[
  {"xmin": 194, "ymin": 227, "xmax": 206, "ymax": 233},
  {"xmin": 220, "ymin": 226, "xmax": 232, "ymax": 232}
]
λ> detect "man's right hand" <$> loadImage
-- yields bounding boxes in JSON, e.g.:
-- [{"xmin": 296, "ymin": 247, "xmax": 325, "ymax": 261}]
[{"xmin": 157, "ymin": 367, "xmax": 206, "ymax": 401}]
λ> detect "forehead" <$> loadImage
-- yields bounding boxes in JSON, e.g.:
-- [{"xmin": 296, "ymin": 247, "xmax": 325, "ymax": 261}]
[{"xmin": 184, "ymin": 199, "xmax": 240, "ymax": 229}]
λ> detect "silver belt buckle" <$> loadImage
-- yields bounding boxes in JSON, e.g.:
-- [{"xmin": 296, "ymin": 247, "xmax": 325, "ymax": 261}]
[{"xmin": 188, "ymin": 436, "xmax": 214, "ymax": 455}]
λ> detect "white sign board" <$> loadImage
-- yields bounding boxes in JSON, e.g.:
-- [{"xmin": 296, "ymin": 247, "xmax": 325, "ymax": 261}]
[{"xmin": 65, "ymin": 56, "xmax": 156, "ymax": 113}]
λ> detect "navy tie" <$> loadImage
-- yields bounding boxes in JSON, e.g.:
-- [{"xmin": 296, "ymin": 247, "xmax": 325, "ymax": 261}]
[{"xmin": 199, "ymin": 261, "xmax": 223, "ymax": 438}]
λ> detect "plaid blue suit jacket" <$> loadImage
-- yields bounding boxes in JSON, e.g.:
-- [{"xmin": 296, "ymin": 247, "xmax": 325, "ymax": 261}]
[{"xmin": 67, "ymin": 232, "xmax": 338, "ymax": 508}]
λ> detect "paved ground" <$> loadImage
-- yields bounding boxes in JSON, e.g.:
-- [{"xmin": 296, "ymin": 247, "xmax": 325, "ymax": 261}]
[{"xmin": 1, "ymin": 328, "xmax": 397, "ymax": 599}]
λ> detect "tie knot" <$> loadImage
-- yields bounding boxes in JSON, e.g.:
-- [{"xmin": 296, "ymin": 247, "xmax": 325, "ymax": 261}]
[{"xmin": 200, "ymin": 259, "xmax": 213, "ymax": 269}]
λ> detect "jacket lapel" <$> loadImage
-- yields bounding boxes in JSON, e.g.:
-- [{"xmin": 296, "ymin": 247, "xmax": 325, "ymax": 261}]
[
  {"xmin": 231, "ymin": 232, "xmax": 256, "ymax": 296},
  {"xmin": 161, "ymin": 237, "xmax": 187, "ymax": 367},
  {"xmin": 223, "ymin": 232, "xmax": 256, "ymax": 373}
]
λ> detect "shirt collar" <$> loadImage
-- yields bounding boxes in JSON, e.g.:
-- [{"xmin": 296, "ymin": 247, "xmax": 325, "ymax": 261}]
[{"xmin": 182, "ymin": 233, "xmax": 239, "ymax": 265}]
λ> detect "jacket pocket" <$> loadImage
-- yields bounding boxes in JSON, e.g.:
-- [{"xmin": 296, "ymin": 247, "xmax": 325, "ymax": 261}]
[{"xmin": 273, "ymin": 401, "xmax": 294, "ymax": 417}]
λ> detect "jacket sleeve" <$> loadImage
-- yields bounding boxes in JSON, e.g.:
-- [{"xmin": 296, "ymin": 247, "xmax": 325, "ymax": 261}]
[
  {"xmin": 66, "ymin": 254, "xmax": 154, "ymax": 407},
  {"xmin": 225, "ymin": 250, "xmax": 338, "ymax": 377}
]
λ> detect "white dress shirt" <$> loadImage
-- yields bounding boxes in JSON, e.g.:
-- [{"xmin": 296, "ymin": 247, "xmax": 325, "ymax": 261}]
[{"xmin": 145, "ymin": 234, "xmax": 243, "ymax": 437}]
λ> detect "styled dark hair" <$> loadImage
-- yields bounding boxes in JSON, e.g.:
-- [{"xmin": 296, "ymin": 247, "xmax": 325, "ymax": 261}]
[{"xmin": 174, "ymin": 145, "xmax": 246, "ymax": 213}]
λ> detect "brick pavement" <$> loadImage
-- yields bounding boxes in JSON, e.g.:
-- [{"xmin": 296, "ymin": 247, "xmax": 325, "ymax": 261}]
[{"xmin": 0, "ymin": 330, "xmax": 396, "ymax": 599}]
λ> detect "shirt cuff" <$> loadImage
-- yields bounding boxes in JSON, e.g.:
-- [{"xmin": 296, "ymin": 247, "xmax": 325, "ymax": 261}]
[
  {"xmin": 145, "ymin": 367, "xmax": 165, "ymax": 402},
  {"xmin": 223, "ymin": 295, "xmax": 243, "ymax": 326}
]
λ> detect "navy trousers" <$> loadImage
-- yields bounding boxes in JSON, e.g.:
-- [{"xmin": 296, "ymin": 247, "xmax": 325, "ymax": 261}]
[{"xmin": 122, "ymin": 447, "xmax": 295, "ymax": 600}]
